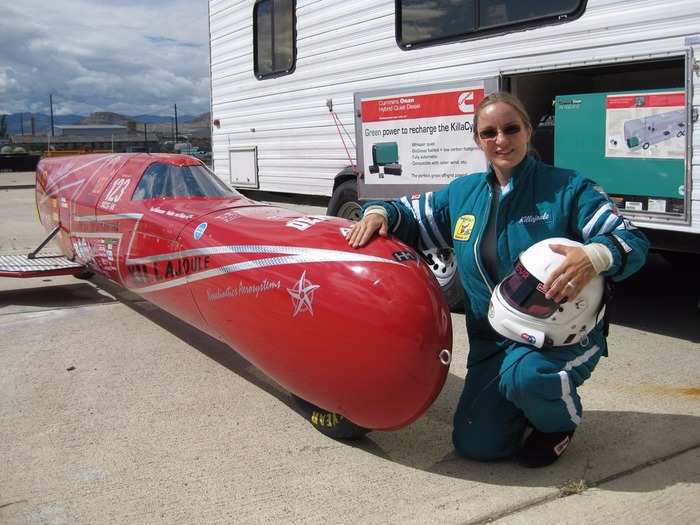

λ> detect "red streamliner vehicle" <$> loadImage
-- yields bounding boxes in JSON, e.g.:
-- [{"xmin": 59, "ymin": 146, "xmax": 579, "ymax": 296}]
[{"xmin": 11, "ymin": 153, "xmax": 453, "ymax": 437}]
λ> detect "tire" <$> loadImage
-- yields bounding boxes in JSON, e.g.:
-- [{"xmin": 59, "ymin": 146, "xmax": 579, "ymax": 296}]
[
  {"xmin": 73, "ymin": 269, "xmax": 95, "ymax": 280},
  {"xmin": 421, "ymin": 247, "xmax": 464, "ymax": 312},
  {"xmin": 291, "ymin": 394, "xmax": 370, "ymax": 440},
  {"xmin": 327, "ymin": 179, "xmax": 362, "ymax": 220}
]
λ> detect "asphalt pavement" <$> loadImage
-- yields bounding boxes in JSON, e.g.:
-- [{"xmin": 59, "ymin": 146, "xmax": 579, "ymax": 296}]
[{"xmin": 1, "ymin": 181, "xmax": 698, "ymax": 524}]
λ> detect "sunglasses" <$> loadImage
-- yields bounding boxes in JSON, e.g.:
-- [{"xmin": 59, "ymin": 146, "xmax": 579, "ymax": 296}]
[{"xmin": 478, "ymin": 123, "xmax": 523, "ymax": 140}]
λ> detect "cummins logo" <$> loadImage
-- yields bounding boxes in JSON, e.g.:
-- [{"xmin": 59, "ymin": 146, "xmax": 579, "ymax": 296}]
[{"xmin": 458, "ymin": 91, "xmax": 475, "ymax": 113}]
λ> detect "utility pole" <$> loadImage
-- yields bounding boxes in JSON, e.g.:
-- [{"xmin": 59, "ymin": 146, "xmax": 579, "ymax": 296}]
[
  {"xmin": 31, "ymin": 115, "xmax": 36, "ymax": 135},
  {"xmin": 20, "ymin": 112, "xmax": 24, "ymax": 135},
  {"xmin": 174, "ymin": 103, "xmax": 179, "ymax": 142},
  {"xmin": 49, "ymin": 94, "xmax": 55, "ymax": 137},
  {"xmin": 143, "ymin": 123, "xmax": 149, "ymax": 153},
  {"xmin": 171, "ymin": 116, "xmax": 175, "ymax": 143}
]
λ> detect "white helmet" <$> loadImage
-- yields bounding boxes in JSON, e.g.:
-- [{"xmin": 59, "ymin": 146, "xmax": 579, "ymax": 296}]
[{"xmin": 488, "ymin": 238, "xmax": 605, "ymax": 348}]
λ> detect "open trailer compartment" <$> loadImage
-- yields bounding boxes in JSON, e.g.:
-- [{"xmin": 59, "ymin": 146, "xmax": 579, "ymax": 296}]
[{"xmin": 505, "ymin": 56, "xmax": 698, "ymax": 251}]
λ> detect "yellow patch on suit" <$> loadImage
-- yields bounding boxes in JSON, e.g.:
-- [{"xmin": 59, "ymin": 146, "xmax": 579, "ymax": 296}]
[{"xmin": 453, "ymin": 214, "xmax": 476, "ymax": 241}]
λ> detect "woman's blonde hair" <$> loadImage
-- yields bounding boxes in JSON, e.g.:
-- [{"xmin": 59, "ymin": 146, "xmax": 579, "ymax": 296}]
[{"xmin": 472, "ymin": 92, "xmax": 533, "ymax": 142}]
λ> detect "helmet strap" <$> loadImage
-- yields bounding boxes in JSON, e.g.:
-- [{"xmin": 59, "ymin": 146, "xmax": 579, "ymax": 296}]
[{"xmin": 599, "ymin": 279, "xmax": 615, "ymax": 338}]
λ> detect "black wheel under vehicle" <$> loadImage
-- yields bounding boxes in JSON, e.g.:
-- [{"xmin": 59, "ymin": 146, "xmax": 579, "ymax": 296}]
[
  {"xmin": 327, "ymin": 179, "xmax": 362, "ymax": 220},
  {"xmin": 73, "ymin": 269, "xmax": 95, "ymax": 280},
  {"xmin": 291, "ymin": 394, "xmax": 370, "ymax": 440}
]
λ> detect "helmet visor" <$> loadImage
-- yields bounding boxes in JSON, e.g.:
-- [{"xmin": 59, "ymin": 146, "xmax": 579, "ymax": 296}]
[{"xmin": 501, "ymin": 259, "xmax": 559, "ymax": 319}]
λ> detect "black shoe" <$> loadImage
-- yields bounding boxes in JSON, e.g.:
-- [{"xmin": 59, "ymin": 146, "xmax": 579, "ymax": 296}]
[{"xmin": 516, "ymin": 429, "xmax": 575, "ymax": 468}]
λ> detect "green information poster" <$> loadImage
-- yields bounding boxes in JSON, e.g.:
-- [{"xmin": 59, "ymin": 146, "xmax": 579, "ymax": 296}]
[{"xmin": 554, "ymin": 89, "xmax": 686, "ymax": 214}]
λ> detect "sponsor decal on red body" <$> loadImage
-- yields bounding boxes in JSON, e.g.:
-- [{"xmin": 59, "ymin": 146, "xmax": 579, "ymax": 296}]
[
  {"xmin": 127, "ymin": 256, "xmax": 211, "ymax": 284},
  {"xmin": 287, "ymin": 270, "xmax": 320, "ymax": 317}
]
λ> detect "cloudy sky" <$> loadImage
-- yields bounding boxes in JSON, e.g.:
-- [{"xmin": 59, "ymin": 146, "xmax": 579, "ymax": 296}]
[{"xmin": 0, "ymin": 1, "xmax": 211, "ymax": 117}]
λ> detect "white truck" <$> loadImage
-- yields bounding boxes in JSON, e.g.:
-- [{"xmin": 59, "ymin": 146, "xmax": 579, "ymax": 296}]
[{"xmin": 208, "ymin": 0, "xmax": 700, "ymax": 305}]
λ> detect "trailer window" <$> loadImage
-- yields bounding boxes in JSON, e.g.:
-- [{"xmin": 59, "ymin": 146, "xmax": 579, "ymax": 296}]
[
  {"xmin": 133, "ymin": 163, "xmax": 239, "ymax": 200},
  {"xmin": 397, "ymin": 0, "xmax": 586, "ymax": 48},
  {"xmin": 254, "ymin": 0, "xmax": 296, "ymax": 79}
]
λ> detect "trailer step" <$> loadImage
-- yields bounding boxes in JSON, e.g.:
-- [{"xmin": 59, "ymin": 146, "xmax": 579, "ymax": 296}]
[{"xmin": 0, "ymin": 254, "xmax": 86, "ymax": 278}]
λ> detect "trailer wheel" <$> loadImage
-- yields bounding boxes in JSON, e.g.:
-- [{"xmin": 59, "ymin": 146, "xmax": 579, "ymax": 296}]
[
  {"xmin": 291, "ymin": 394, "xmax": 370, "ymax": 440},
  {"xmin": 327, "ymin": 179, "xmax": 362, "ymax": 220},
  {"xmin": 421, "ymin": 248, "xmax": 464, "ymax": 312}
]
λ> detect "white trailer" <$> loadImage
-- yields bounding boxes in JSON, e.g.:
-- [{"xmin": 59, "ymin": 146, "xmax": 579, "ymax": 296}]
[{"xmin": 208, "ymin": 0, "xmax": 700, "ymax": 282}]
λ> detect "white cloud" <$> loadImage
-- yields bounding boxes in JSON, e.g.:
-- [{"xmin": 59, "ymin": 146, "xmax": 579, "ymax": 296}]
[{"xmin": 0, "ymin": 0, "xmax": 212, "ymax": 116}]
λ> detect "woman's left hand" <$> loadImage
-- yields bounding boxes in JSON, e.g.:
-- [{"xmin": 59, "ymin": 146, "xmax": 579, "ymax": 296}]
[{"xmin": 543, "ymin": 244, "xmax": 597, "ymax": 303}]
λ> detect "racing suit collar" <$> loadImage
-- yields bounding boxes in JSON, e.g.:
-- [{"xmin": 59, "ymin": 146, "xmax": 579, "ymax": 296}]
[{"xmin": 485, "ymin": 155, "xmax": 536, "ymax": 191}]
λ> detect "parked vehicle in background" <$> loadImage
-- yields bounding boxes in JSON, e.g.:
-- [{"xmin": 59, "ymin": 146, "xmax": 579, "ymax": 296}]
[
  {"xmin": 173, "ymin": 142, "xmax": 200, "ymax": 155},
  {"xmin": 174, "ymin": 142, "xmax": 212, "ymax": 164},
  {"xmin": 208, "ymin": 1, "xmax": 700, "ymax": 305}
]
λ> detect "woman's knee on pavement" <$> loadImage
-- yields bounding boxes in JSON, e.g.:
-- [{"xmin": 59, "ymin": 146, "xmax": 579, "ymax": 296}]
[{"xmin": 452, "ymin": 418, "xmax": 522, "ymax": 461}]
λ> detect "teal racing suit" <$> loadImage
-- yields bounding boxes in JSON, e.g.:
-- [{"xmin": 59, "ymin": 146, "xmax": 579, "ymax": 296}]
[{"xmin": 364, "ymin": 155, "xmax": 649, "ymax": 460}]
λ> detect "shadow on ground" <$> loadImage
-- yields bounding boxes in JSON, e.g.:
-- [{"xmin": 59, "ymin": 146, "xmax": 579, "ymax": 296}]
[
  {"xmin": 610, "ymin": 252, "xmax": 700, "ymax": 342},
  {"xmin": 355, "ymin": 407, "xmax": 700, "ymax": 493},
  {"xmin": 90, "ymin": 276, "xmax": 304, "ymax": 416},
  {"xmin": 0, "ymin": 281, "xmax": 116, "ymax": 312}
]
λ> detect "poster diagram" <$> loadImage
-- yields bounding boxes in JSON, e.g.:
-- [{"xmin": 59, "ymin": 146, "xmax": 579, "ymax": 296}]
[
  {"xmin": 359, "ymin": 86, "xmax": 487, "ymax": 185},
  {"xmin": 605, "ymin": 92, "xmax": 686, "ymax": 159}
]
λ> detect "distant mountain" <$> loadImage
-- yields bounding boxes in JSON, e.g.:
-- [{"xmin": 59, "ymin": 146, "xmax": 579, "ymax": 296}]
[
  {"xmin": 80, "ymin": 112, "xmax": 131, "ymax": 125},
  {"xmin": 187, "ymin": 112, "xmax": 212, "ymax": 125},
  {"xmin": 132, "ymin": 114, "xmax": 199, "ymax": 124},
  {"xmin": 2, "ymin": 113, "xmax": 83, "ymax": 135},
  {"xmin": 2, "ymin": 111, "xmax": 207, "ymax": 135},
  {"xmin": 178, "ymin": 114, "xmax": 200, "ymax": 124}
]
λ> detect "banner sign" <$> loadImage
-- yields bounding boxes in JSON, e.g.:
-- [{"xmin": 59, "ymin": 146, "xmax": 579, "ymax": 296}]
[{"xmin": 359, "ymin": 86, "xmax": 487, "ymax": 185}]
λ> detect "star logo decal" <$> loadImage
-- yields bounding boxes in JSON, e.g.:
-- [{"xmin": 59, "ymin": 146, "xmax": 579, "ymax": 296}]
[{"xmin": 287, "ymin": 270, "xmax": 320, "ymax": 317}]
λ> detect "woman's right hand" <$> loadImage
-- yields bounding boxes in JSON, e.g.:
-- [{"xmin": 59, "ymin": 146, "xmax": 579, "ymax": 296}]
[{"xmin": 346, "ymin": 213, "xmax": 389, "ymax": 248}]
